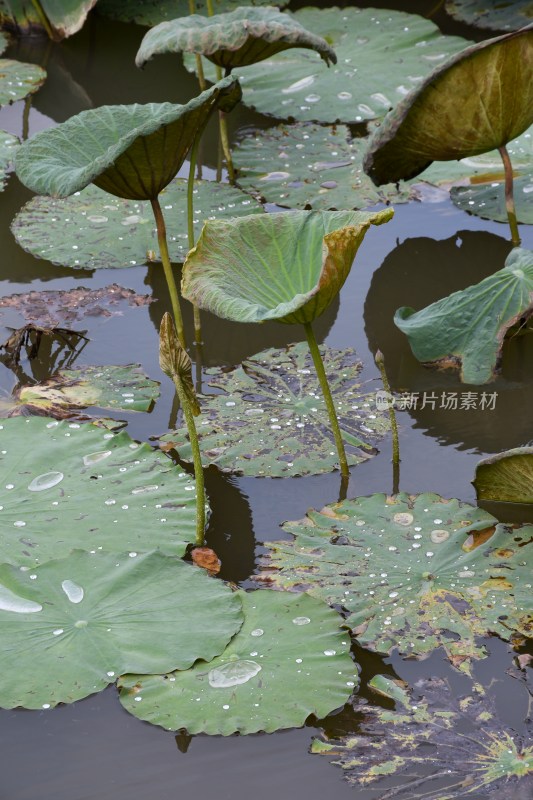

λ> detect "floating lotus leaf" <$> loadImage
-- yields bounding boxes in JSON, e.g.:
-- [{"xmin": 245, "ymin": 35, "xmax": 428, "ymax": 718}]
[
  {"xmin": 181, "ymin": 208, "xmax": 393, "ymax": 325},
  {"xmin": 256, "ymin": 492, "xmax": 533, "ymax": 668},
  {"xmin": 474, "ymin": 447, "xmax": 533, "ymax": 504},
  {"xmin": 118, "ymin": 589, "xmax": 356, "ymax": 735},
  {"xmin": 97, "ymin": 0, "xmax": 289, "ymax": 27},
  {"xmin": 311, "ymin": 676, "xmax": 533, "ymax": 799},
  {"xmin": 0, "ymin": 129, "xmax": 18, "ymax": 191},
  {"xmin": 0, "ymin": 59, "xmax": 46, "ymax": 107},
  {"xmin": 0, "ymin": 549, "xmax": 243, "ymax": 709},
  {"xmin": 160, "ymin": 343, "xmax": 390, "ymax": 477},
  {"xmin": 0, "ymin": 416, "xmax": 202, "ymax": 566},
  {"xmin": 451, "ymin": 175, "xmax": 533, "ymax": 224},
  {"xmin": 136, "ymin": 7, "xmax": 336, "ymax": 71},
  {"xmin": 184, "ymin": 8, "xmax": 467, "ymax": 124},
  {"xmin": 235, "ymin": 123, "xmax": 414, "ymax": 211},
  {"xmin": 446, "ymin": 0, "xmax": 533, "ymax": 32},
  {"xmin": 1, "ymin": 364, "xmax": 160, "ymax": 418},
  {"xmin": 394, "ymin": 248, "xmax": 533, "ymax": 385},
  {"xmin": 364, "ymin": 26, "xmax": 533, "ymax": 184},
  {"xmin": 15, "ymin": 77, "xmax": 241, "ymax": 200},
  {"xmin": 0, "ymin": 1, "xmax": 97, "ymax": 38},
  {"xmin": 11, "ymin": 179, "xmax": 263, "ymax": 269}
]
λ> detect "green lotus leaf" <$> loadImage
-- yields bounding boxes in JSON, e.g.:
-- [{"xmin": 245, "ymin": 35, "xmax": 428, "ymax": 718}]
[
  {"xmin": 235, "ymin": 123, "xmax": 414, "ymax": 211},
  {"xmin": 0, "ymin": 59, "xmax": 46, "ymax": 107},
  {"xmin": 184, "ymin": 8, "xmax": 467, "ymax": 125},
  {"xmin": 0, "ymin": 1, "xmax": 97, "ymax": 38},
  {"xmin": 0, "ymin": 549, "xmax": 243, "ymax": 709},
  {"xmin": 15, "ymin": 77, "xmax": 241, "ymax": 200},
  {"xmin": 1, "ymin": 364, "xmax": 160, "ymax": 418},
  {"xmin": 446, "ymin": 0, "xmax": 533, "ymax": 32},
  {"xmin": 159, "ymin": 314, "xmax": 199, "ymax": 416},
  {"xmin": 0, "ymin": 31, "xmax": 8, "ymax": 55},
  {"xmin": 394, "ymin": 248, "xmax": 533, "ymax": 385},
  {"xmin": 0, "ymin": 129, "xmax": 18, "ymax": 191},
  {"xmin": 474, "ymin": 447, "xmax": 533, "ymax": 504},
  {"xmin": 136, "ymin": 7, "xmax": 336, "ymax": 71},
  {"xmin": 364, "ymin": 26, "xmax": 533, "ymax": 184},
  {"xmin": 181, "ymin": 208, "xmax": 393, "ymax": 325},
  {"xmin": 312, "ymin": 676, "xmax": 533, "ymax": 798},
  {"xmin": 451, "ymin": 175, "xmax": 533, "ymax": 224},
  {"xmin": 118, "ymin": 588, "xmax": 356, "ymax": 735},
  {"xmin": 97, "ymin": 0, "xmax": 289, "ymax": 27},
  {"xmin": 11, "ymin": 179, "xmax": 263, "ymax": 269},
  {"xmin": 160, "ymin": 342, "xmax": 390, "ymax": 477},
  {"xmin": 256, "ymin": 492, "xmax": 531, "ymax": 668},
  {"xmin": 0, "ymin": 416, "xmax": 202, "ymax": 566}
]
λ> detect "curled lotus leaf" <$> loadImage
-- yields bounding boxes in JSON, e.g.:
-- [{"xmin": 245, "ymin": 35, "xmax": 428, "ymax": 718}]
[
  {"xmin": 159, "ymin": 313, "xmax": 199, "ymax": 416},
  {"xmin": 0, "ymin": 130, "xmax": 18, "ymax": 191},
  {"xmin": 15, "ymin": 77, "xmax": 241, "ymax": 200},
  {"xmin": 181, "ymin": 208, "xmax": 393, "ymax": 325},
  {"xmin": 136, "ymin": 7, "xmax": 336, "ymax": 71},
  {"xmin": 118, "ymin": 589, "xmax": 356, "ymax": 736},
  {"xmin": 11, "ymin": 179, "xmax": 263, "ymax": 269},
  {"xmin": 0, "ymin": 1, "xmax": 97, "ymax": 39},
  {"xmin": 364, "ymin": 26, "xmax": 533, "ymax": 184},
  {"xmin": 184, "ymin": 7, "xmax": 467, "ymax": 124},
  {"xmin": 451, "ymin": 175, "xmax": 533, "ymax": 224},
  {"xmin": 445, "ymin": 0, "xmax": 533, "ymax": 32},
  {"xmin": 235, "ymin": 123, "xmax": 414, "ymax": 211},
  {"xmin": 311, "ymin": 675, "xmax": 533, "ymax": 799},
  {"xmin": 0, "ymin": 416, "xmax": 203, "ymax": 566},
  {"xmin": 160, "ymin": 342, "xmax": 390, "ymax": 478},
  {"xmin": 474, "ymin": 447, "xmax": 533, "ymax": 504},
  {"xmin": 394, "ymin": 248, "xmax": 533, "ymax": 385},
  {"xmin": 0, "ymin": 59, "xmax": 46, "ymax": 107},
  {"xmin": 256, "ymin": 492, "xmax": 533, "ymax": 669},
  {"xmin": 97, "ymin": 0, "xmax": 289, "ymax": 27},
  {"xmin": 0, "ymin": 549, "xmax": 243, "ymax": 709}
]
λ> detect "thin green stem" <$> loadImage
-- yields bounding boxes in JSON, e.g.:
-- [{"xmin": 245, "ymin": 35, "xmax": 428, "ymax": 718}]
[
  {"xmin": 187, "ymin": 133, "xmax": 203, "ymax": 345},
  {"xmin": 188, "ymin": 0, "xmax": 207, "ymax": 91},
  {"xmin": 173, "ymin": 377, "xmax": 206, "ymax": 546},
  {"xmin": 150, "ymin": 197, "xmax": 186, "ymax": 348},
  {"xmin": 303, "ymin": 322, "xmax": 349, "ymax": 478},
  {"xmin": 375, "ymin": 349, "xmax": 400, "ymax": 495},
  {"xmin": 498, "ymin": 145, "xmax": 521, "ymax": 246},
  {"xmin": 30, "ymin": 0, "xmax": 55, "ymax": 39},
  {"xmin": 205, "ymin": 0, "xmax": 236, "ymax": 184}
]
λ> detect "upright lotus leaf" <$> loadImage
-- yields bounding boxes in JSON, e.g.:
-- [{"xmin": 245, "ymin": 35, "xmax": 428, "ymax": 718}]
[
  {"xmin": 1, "ymin": 364, "xmax": 160, "ymax": 418},
  {"xmin": 11, "ymin": 179, "xmax": 263, "ymax": 269},
  {"xmin": 183, "ymin": 8, "xmax": 467, "ymax": 124},
  {"xmin": 474, "ymin": 447, "xmax": 533, "ymax": 504},
  {"xmin": 0, "ymin": 130, "xmax": 18, "ymax": 190},
  {"xmin": 118, "ymin": 589, "xmax": 356, "ymax": 735},
  {"xmin": 451, "ymin": 175, "xmax": 533, "ymax": 224},
  {"xmin": 446, "ymin": 0, "xmax": 533, "ymax": 32},
  {"xmin": 0, "ymin": 549, "xmax": 243, "ymax": 709},
  {"xmin": 137, "ymin": 7, "xmax": 336, "ymax": 71},
  {"xmin": 15, "ymin": 77, "xmax": 241, "ymax": 200},
  {"xmin": 364, "ymin": 26, "xmax": 533, "ymax": 184},
  {"xmin": 235, "ymin": 123, "xmax": 414, "ymax": 211},
  {"xmin": 97, "ymin": 0, "xmax": 289, "ymax": 27},
  {"xmin": 0, "ymin": 1, "xmax": 97, "ymax": 39},
  {"xmin": 311, "ymin": 676, "xmax": 533, "ymax": 798},
  {"xmin": 0, "ymin": 416, "xmax": 203, "ymax": 566},
  {"xmin": 394, "ymin": 248, "xmax": 533, "ymax": 385},
  {"xmin": 0, "ymin": 59, "xmax": 46, "ymax": 106},
  {"xmin": 256, "ymin": 492, "xmax": 533, "ymax": 669},
  {"xmin": 182, "ymin": 208, "xmax": 393, "ymax": 325}
]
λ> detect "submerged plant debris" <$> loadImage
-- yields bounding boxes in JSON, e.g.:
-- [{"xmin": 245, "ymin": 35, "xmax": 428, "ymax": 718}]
[
  {"xmin": 161, "ymin": 343, "xmax": 390, "ymax": 477},
  {"xmin": 474, "ymin": 447, "xmax": 533, "ymax": 504}
]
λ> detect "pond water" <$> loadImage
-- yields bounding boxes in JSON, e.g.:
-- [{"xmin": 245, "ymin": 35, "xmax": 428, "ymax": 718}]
[{"xmin": 0, "ymin": 3, "xmax": 532, "ymax": 799}]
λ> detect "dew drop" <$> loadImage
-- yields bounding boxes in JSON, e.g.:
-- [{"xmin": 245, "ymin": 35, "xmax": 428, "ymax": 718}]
[
  {"xmin": 393, "ymin": 512, "xmax": 414, "ymax": 526},
  {"xmin": 0, "ymin": 584, "xmax": 42, "ymax": 613},
  {"xmin": 292, "ymin": 616, "xmax": 311, "ymax": 625},
  {"xmin": 28, "ymin": 471, "xmax": 64, "ymax": 492},
  {"xmin": 430, "ymin": 529, "xmax": 449, "ymax": 543},
  {"xmin": 337, "ymin": 91, "xmax": 352, "ymax": 100},
  {"xmin": 282, "ymin": 75, "xmax": 316, "ymax": 94},
  {"xmin": 83, "ymin": 450, "xmax": 112, "ymax": 466},
  {"xmin": 208, "ymin": 660, "xmax": 262, "ymax": 688},
  {"xmin": 251, "ymin": 628, "xmax": 264, "ymax": 637},
  {"xmin": 324, "ymin": 650, "xmax": 336, "ymax": 656},
  {"xmin": 61, "ymin": 580, "xmax": 84, "ymax": 604}
]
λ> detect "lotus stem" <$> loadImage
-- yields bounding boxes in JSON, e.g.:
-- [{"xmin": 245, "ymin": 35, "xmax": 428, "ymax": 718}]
[
  {"xmin": 188, "ymin": 0, "xmax": 207, "ymax": 91},
  {"xmin": 150, "ymin": 197, "xmax": 186, "ymax": 348},
  {"xmin": 205, "ymin": 0, "xmax": 236, "ymax": 184},
  {"xmin": 173, "ymin": 374, "xmax": 206, "ymax": 547},
  {"xmin": 303, "ymin": 322, "xmax": 349, "ymax": 479},
  {"xmin": 375, "ymin": 349, "xmax": 400, "ymax": 495},
  {"xmin": 187, "ymin": 133, "xmax": 203, "ymax": 344},
  {"xmin": 498, "ymin": 145, "xmax": 521, "ymax": 247},
  {"xmin": 30, "ymin": 0, "xmax": 55, "ymax": 39}
]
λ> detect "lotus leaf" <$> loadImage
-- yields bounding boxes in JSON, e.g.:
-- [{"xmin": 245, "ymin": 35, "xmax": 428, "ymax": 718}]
[
  {"xmin": 256, "ymin": 492, "xmax": 533, "ymax": 668},
  {"xmin": 235, "ymin": 123, "xmax": 414, "ymax": 211},
  {"xmin": 0, "ymin": 549, "xmax": 243, "ymax": 709},
  {"xmin": 0, "ymin": 364, "xmax": 160, "ymax": 418},
  {"xmin": 446, "ymin": 0, "xmax": 533, "ymax": 32},
  {"xmin": 136, "ymin": 7, "xmax": 336, "ymax": 71},
  {"xmin": 311, "ymin": 676, "xmax": 533, "ymax": 799},
  {"xmin": 394, "ymin": 248, "xmax": 533, "ymax": 385},
  {"xmin": 0, "ymin": 1, "xmax": 97, "ymax": 38},
  {"xmin": 11, "ymin": 179, "xmax": 263, "ymax": 269},
  {"xmin": 0, "ymin": 31, "xmax": 7, "ymax": 54},
  {"xmin": 160, "ymin": 343, "xmax": 390, "ymax": 477},
  {"xmin": 474, "ymin": 447, "xmax": 533, "ymax": 504},
  {"xmin": 0, "ymin": 59, "xmax": 46, "ymax": 107},
  {"xmin": 364, "ymin": 26, "xmax": 533, "ymax": 184},
  {"xmin": 97, "ymin": 0, "xmax": 289, "ymax": 27},
  {"xmin": 184, "ymin": 8, "xmax": 467, "ymax": 124},
  {"xmin": 451, "ymin": 175, "xmax": 533, "ymax": 224},
  {"xmin": 181, "ymin": 208, "xmax": 393, "ymax": 325},
  {"xmin": 0, "ymin": 416, "xmax": 202, "ymax": 566},
  {"xmin": 15, "ymin": 77, "xmax": 241, "ymax": 200},
  {"xmin": 118, "ymin": 589, "xmax": 356, "ymax": 735},
  {"xmin": 160, "ymin": 315, "xmax": 199, "ymax": 416},
  {"xmin": 0, "ymin": 129, "xmax": 18, "ymax": 190}
]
